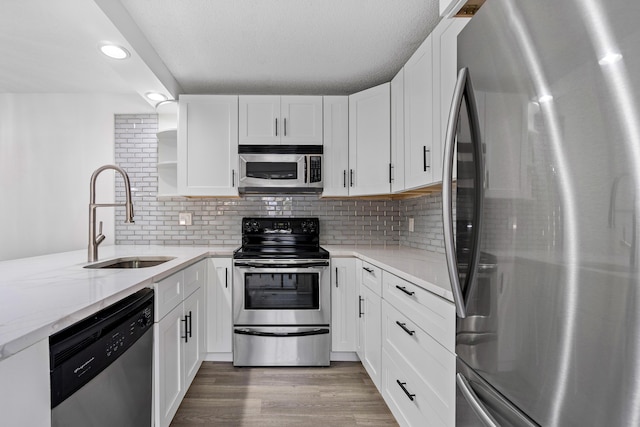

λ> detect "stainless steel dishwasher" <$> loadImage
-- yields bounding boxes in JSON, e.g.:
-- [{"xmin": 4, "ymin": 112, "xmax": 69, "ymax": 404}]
[{"xmin": 50, "ymin": 288, "xmax": 154, "ymax": 427}]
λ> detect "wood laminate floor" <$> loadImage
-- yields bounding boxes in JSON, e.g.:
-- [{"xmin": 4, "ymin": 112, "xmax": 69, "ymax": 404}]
[{"xmin": 170, "ymin": 361, "xmax": 399, "ymax": 427}]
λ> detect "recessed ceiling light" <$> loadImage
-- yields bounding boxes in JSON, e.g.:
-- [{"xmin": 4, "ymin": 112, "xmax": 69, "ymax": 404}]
[
  {"xmin": 145, "ymin": 92, "xmax": 168, "ymax": 102},
  {"xmin": 99, "ymin": 44, "xmax": 130, "ymax": 60}
]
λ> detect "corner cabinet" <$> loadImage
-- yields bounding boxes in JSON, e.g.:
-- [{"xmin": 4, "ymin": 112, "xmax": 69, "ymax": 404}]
[
  {"xmin": 331, "ymin": 257, "xmax": 357, "ymax": 352},
  {"xmin": 322, "ymin": 96, "xmax": 350, "ymax": 197},
  {"xmin": 239, "ymin": 96, "xmax": 323, "ymax": 145},
  {"xmin": 348, "ymin": 83, "xmax": 391, "ymax": 196},
  {"xmin": 177, "ymin": 95, "xmax": 239, "ymax": 196},
  {"xmin": 206, "ymin": 257, "xmax": 233, "ymax": 360},
  {"xmin": 154, "ymin": 260, "xmax": 206, "ymax": 427},
  {"xmin": 358, "ymin": 261, "xmax": 383, "ymax": 391}
]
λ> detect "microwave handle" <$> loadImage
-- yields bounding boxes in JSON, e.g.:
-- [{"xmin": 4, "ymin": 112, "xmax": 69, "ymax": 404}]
[{"xmin": 304, "ymin": 156, "xmax": 308, "ymax": 184}]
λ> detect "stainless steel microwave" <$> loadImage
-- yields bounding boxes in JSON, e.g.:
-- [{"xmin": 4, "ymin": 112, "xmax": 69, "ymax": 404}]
[{"xmin": 238, "ymin": 145, "xmax": 323, "ymax": 193}]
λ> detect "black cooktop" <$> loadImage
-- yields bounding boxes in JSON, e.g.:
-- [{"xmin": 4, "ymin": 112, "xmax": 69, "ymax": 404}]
[{"xmin": 234, "ymin": 217, "xmax": 328, "ymax": 260}]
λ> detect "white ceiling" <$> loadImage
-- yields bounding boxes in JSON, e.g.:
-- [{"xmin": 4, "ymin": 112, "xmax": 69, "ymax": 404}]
[{"xmin": 1, "ymin": 0, "xmax": 442, "ymax": 97}]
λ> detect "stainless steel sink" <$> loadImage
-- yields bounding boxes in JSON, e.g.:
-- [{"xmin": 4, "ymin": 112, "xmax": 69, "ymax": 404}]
[{"xmin": 84, "ymin": 256, "xmax": 176, "ymax": 269}]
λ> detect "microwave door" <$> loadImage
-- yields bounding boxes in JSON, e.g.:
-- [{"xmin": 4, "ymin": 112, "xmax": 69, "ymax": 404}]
[{"xmin": 239, "ymin": 154, "xmax": 305, "ymax": 187}]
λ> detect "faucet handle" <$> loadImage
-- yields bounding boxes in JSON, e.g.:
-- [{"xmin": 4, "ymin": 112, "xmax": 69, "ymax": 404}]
[{"xmin": 96, "ymin": 221, "xmax": 106, "ymax": 245}]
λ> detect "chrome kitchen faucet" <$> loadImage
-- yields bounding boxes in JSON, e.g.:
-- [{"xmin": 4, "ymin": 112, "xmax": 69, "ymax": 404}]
[{"xmin": 88, "ymin": 165, "xmax": 134, "ymax": 262}]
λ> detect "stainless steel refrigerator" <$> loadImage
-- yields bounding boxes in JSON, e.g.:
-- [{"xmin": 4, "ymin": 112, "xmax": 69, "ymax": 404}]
[{"xmin": 442, "ymin": 0, "xmax": 640, "ymax": 425}]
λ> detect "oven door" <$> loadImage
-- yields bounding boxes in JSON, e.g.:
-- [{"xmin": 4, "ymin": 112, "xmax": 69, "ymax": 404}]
[{"xmin": 233, "ymin": 259, "xmax": 330, "ymax": 326}]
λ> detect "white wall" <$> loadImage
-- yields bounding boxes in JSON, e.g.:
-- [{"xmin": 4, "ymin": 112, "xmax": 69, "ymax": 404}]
[{"xmin": 0, "ymin": 93, "xmax": 152, "ymax": 261}]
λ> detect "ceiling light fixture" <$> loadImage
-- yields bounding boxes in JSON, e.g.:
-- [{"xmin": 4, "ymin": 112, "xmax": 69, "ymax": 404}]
[
  {"xmin": 99, "ymin": 43, "xmax": 130, "ymax": 60},
  {"xmin": 145, "ymin": 92, "xmax": 168, "ymax": 102}
]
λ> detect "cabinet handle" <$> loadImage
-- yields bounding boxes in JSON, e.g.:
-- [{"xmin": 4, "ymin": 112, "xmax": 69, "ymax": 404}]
[
  {"xmin": 350, "ymin": 169, "xmax": 354, "ymax": 187},
  {"xmin": 395, "ymin": 285, "xmax": 415, "ymax": 296},
  {"xmin": 232, "ymin": 169, "xmax": 235, "ymax": 187},
  {"xmin": 396, "ymin": 380, "xmax": 416, "ymax": 401},
  {"xmin": 358, "ymin": 296, "xmax": 364, "ymax": 318},
  {"xmin": 343, "ymin": 170, "xmax": 346, "ymax": 188},
  {"xmin": 423, "ymin": 147, "xmax": 431, "ymax": 171},
  {"xmin": 275, "ymin": 118, "xmax": 278, "ymax": 137},
  {"xmin": 396, "ymin": 321, "xmax": 415, "ymax": 336},
  {"xmin": 284, "ymin": 118, "xmax": 287, "ymax": 136},
  {"xmin": 363, "ymin": 266, "xmax": 374, "ymax": 274},
  {"xmin": 335, "ymin": 267, "xmax": 339, "ymax": 288},
  {"xmin": 389, "ymin": 163, "xmax": 393, "ymax": 183},
  {"xmin": 181, "ymin": 315, "xmax": 189, "ymax": 343},
  {"xmin": 304, "ymin": 156, "xmax": 308, "ymax": 184},
  {"xmin": 188, "ymin": 311, "xmax": 193, "ymax": 338},
  {"xmin": 225, "ymin": 267, "xmax": 228, "ymax": 288}
]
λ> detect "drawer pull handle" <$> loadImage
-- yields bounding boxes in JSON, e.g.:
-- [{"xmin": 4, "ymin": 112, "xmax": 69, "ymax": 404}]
[
  {"xmin": 396, "ymin": 321, "xmax": 415, "ymax": 336},
  {"xmin": 359, "ymin": 296, "xmax": 364, "ymax": 318},
  {"xmin": 395, "ymin": 285, "xmax": 415, "ymax": 296},
  {"xmin": 396, "ymin": 380, "xmax": 416, "ymax": 401},
  {"xmin": 363, "ymin": 266, "xmax": 374, "ymax": 273}
]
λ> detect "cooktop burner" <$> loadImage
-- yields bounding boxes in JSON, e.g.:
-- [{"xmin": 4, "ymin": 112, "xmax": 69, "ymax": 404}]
[{"xmin": 234, "ymin": 217, "xmax": 327, "ymax": 260}]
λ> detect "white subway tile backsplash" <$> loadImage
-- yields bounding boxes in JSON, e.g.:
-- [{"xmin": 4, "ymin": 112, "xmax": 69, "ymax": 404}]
[{"xmin": 113, "ymin": 114, "xmax": 444, "ymax": 251}]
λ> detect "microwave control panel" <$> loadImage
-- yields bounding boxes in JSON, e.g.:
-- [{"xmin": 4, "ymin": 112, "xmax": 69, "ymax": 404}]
[{"xmin": 309, "ymin": 156, "xmax": 322, "ymax": 183}]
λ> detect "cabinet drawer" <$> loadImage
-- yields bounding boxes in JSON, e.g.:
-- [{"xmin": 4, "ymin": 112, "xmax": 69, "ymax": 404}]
[
  {"xmin": 154, "ymin": 271, "xmax": 184, "ymax": 321},
  {"xmin": 361, "ymin": 261, "xmax": 382, "ymax": 296},
  {"xmin": 183, "ymin": 260, "xmax": 206, "ymax": 297},
  {"xmin": 382, "ymin": 300, "xmax": 455, "ymax": 424},
  {"xmin": 382, "ymin": 271, "xmax": 455, "ymax": 351},
  {"xmin": 382, "ymin": 345, "xmax": 455, "ymax": 427}
]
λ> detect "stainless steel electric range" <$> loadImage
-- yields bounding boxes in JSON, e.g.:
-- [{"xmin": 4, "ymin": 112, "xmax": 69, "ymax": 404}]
[{"xmin": 232, "ymin": 217, "xmax": 331, "ymax": 366}]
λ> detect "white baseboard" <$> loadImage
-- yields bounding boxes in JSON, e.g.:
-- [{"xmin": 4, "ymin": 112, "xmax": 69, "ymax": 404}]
[
  {"xmin": 330, "ymin": 351, "xmax": 360, "ymax": 362},
  {"xmin": 203, "ymin": 352, "xmax": 233, "ymax": 362}
]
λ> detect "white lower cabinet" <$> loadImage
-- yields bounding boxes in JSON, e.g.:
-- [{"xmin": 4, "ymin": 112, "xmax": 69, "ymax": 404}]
[
  {"xmin": 357, "ymin": 260, "xmax": 383, "ymax": 391},
  {"xmin": 331, "ymin": 257, "xmax": 357, "ymax": 352},
  {"xmin": 154, "ymin": 260, "xmax": 206, "ymax": 427},
  {"xmin": 206, "ymin": 257, "xmax": 233, "ymax": 358},
  {"xmin": 382, "ymin": 301, "xmax": 455, "ymax": 427},
  {"xmin": 348, "ymin": 258, "xmax": 456, "ymax": 426}
]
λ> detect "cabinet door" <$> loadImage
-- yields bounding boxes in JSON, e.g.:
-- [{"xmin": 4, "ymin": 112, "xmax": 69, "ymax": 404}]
[
  {"xmin": 434, "ymin": 18, "xmax": 470, "ymax": 183},
  {"xmin": 207, "ymin": 257, "xmax": 233, "ymax": 354},
  {"xmin": 154, "ymin": 305, "xmax": 185, "ymax": 427},
  {"xmin": 183, "ymin": 287, "xmax": 204, "ymax": 388},
  {"xmin": 331, "ymin": 258, "xmax": 357, "ymax": 352},
  {"xmin": 349, "ymin": 83, "xmax": 391, "ymax": 196},
  {"xmin": 178, "ymin": 95, "xmax": 239, "ymax": 196},
  {"xmin": 404, "ymin": 36, "xmax": 435, "ymax": 189},
  {"xmin": 239, "ymin": 96, "xmax": 280, "ymax": 144},
  {"xmin": 361, "ymin": 284, "xmax": 382, "ymax": 391},
  {"xmin": 391, "ymin": 69, "xmax": 406, "ymax": 193},
  {"xmin": 322, "ymin": 96, "xmax": 350, "ymax": 196},
  {"xmin": 281, "ymin": 96, "xmax": 323, "ymax": 145}
]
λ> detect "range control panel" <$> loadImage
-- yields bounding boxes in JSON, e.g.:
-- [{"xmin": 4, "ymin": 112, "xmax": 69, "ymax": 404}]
[{"xmin": 242, "ymin": 218, "xmax": 319, "ymax": 235}]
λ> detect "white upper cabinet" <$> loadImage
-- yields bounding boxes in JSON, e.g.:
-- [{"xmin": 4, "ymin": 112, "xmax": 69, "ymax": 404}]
[
  {"xmin": 390, "ymin": 70, "xmax": 405, "ymax": 193},
  {"xmin": 434, "ymin": 18, "xmax": 470, "ymax": 183},
  {"xmin": 404, "ymin": 35, "xmax": 435, "ymax": 190},
  {"xmin": 239, "ymin": 96, "xmax": 322, "ymax": 145},
  {"xmin": 322, "ymin": 96, "xmax": 350, "ymax": 197},
  {"xmin": 178, "ymin": 95, "xmax": 239, "ymax": 196},
  {"xmin": 348, "ymin": 83, "xmax": 391, "ymax": 196}
]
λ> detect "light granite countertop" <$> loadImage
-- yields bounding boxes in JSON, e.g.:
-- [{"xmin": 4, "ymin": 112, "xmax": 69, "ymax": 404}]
[{"xmin": 0, "ymin": 244, "xmax": 451, "ymax": 361}]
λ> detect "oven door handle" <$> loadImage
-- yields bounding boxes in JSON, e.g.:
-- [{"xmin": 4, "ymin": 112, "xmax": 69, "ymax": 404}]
[
  {"xmin": 234, "ymin": 261, "xmax": 330, "ymax": 268},
  {"xmin": 234, "ymin": 328, "xmax": 330, "ymax": 337}
]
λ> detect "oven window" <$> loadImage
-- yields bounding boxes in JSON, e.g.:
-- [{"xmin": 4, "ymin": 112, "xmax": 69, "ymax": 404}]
[
  {"xmin": 244, "ymin": 272, "xmax": 319, "ymax": 310},
  {"xmin": 246, "ymin": 162, "xmax": 297, "ymax": 180}
]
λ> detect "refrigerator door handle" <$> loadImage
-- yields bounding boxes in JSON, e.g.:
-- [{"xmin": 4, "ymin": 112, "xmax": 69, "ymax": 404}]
[
  {"xmin": 443, "ymin": 67, "xmax": 470, "ymax": 318},
  {"xmin": 443, "ymin": 67, "xmax": 484, "ymax": 319},
  {"xmin": 456, "ymin": 373, "xmax": 499, "ymax": 427}
]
